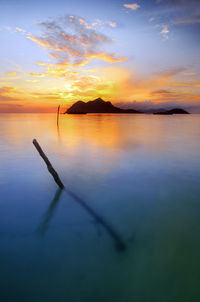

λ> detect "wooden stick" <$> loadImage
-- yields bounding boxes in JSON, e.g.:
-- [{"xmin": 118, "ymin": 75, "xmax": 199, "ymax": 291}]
[
  {"xmin": 57, "ymin": 105, "xmax": 60, "ymax": 128},
  {"xmin": 33, "ymin": 139, "xmax": 126, "ymax": 251},
  {"xmin": 33, "ymin": 139, "xmax": 64, "ymax": 189}
]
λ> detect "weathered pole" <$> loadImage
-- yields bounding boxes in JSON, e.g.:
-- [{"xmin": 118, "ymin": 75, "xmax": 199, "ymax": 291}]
[
  {"xmin": 33, "ymin": 139, "xmax": 126, "ymax": 251},
  {"xmin": 57, "ymin": 105, "xmax": 60, "ymax": 128},
  {"xmin": 33, "ymin": 139, "xmax": 64, "ymax": 189}
]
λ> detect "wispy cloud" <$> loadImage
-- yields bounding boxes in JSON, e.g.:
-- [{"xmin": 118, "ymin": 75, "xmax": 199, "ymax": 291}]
[
  {"xmin": 157, "ymin": 0, "xmax": 200, "ymax": 5},
  {"xmin": 0, "ymin": 86, "xmax": 17, "ymax": 94},
  {"xmin": 0, "ymin": 86, "xmax": 20, "ymax": 102},
  {"xmin": 115, "ymin": 99, "xmax": 200, "ymax": 113},
  {"xmin": 123, "ymin": 3, "xmax": 140, "ymax": 11},
  {"xmin": 15, "ymin": 27, "xmax": 26, "ymax": 34},
  {"xmin": 92, "ymin": 19, "xmax": 117, "ymax": 28},
  {"xmin": 160, "ymin": 25, "xmax": 169, "ymax": 39},
  {"xmin": 155, "ymin": 67, "xmax": 186, "ymax": 79},
  {"xmin": 108, "ymin": 21, "xmax": 117, "ymax": 28},
  {"xmin": 173, "ymin": 14, "xmax": 200, "ymax": 25},
  {"xmin": 27, "ymin": 15, "xmax": 127, "ymax": 78},
  {"xmin": 29, "ymin": 72, "xmax": 46, "ymax": 77},
  {"xmin": 7, "ymin": 71, "xmax": 16, "ymax": 77},
  {"xmin": 183, "ymin": 72, "xmax": 196, "ymax": 76}
]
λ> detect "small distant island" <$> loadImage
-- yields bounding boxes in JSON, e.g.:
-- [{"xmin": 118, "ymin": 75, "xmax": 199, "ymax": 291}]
[
  {"xmin": 65, "ymin": 98, "xmax": 190, "ymax": 115},
  {"xmin": 153, "ymin": 108, "xmax": 189, "ymax": 115},
  {"xmin": 65, "ymin": 98, "xmax": 142, "ymax": 114}
]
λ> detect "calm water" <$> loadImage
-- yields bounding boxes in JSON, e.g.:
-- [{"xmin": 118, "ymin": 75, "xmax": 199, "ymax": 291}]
[{"xmin": 0, "ymin": 113, "xmax": 200, "ymax": 301}]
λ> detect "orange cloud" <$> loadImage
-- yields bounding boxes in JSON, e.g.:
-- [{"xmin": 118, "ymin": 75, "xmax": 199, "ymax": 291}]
[
  {"xmin": 29, "ymin": 72, "xmax": 46, "ymax": 77},
  {"xmin": 183, "ymin": 72, "xmax": 196, "ymax": 76},
  {"xmin": 173, "ymin": 82, "xmax": 191, "ymax": 86},
  {"xmin": 0, "ymin": 86, "xmax": 17, "ymax": 94},
  {"xmin": 15, "ymin": 27, "xmax": 26, "ymax": 33},
  {"xmin": 124, "ymin": 3, "xmax": 140, "ymax": 10},
  {"xmin": 27, "ymin": 15, "xmax": 127, "ymax": 78},
  {"xmin": 26, "ymin": 79, "xmax": 39, "ymax": 82},
  {"xmin": 155, "ymin": 67, "xmax": 186, "ymax": 79},
  {"xmin": 7, "ymin": 71, "xmax": 17, "ymax": 77}
]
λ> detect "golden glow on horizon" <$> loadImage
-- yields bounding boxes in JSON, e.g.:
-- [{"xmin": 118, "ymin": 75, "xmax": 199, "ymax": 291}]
[{"xmin": 0, "ymin": 64, "xmax": 200, "ymax": 112}]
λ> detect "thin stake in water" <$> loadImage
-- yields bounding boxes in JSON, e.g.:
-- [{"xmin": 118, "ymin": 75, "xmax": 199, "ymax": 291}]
[
  {"xmin": 33, "ymin": 139, "xmax": 126, "ymax": 251},
  {"xmin": 57, "ymin": 105, "xmax": 60, "ymax": 128},
  {"xmin": 33, "ymin": 139, "xmax": 64, "ymax": 189}
]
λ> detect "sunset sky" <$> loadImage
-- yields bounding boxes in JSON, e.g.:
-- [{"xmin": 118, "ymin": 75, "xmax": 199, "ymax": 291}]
[{"xmin": 0, "ymin": 0, "xmax": 200, "ymax": 112}]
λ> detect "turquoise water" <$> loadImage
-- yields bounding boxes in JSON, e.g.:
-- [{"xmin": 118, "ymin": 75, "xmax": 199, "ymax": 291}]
[{"xmin": 0, "ymin": 113, "xmax": 200, "ymax": 301}]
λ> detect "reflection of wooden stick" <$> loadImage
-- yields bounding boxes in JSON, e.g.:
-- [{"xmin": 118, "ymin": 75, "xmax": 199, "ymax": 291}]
[
  {"xmin": 36, "ymin": 188, "xmax": 63, "ymax": 235},
  {"xmin": 33, "ymin": 139, "xmax": 126, "ymax": 251},
  {"xmin": 57, "ymin": 105, "xmax": 60, "ymax": 128},
  {"xmin": 33, "ymin": 139, "xmax": 64, "ymax": 189},
  {"xmin": 65, "ymin": 188, "xmax": 126, "ymax": 251}
]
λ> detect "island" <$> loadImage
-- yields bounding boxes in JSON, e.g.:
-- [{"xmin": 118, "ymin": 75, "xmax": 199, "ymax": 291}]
[
  {"xmin": 65, "ymin": 98, "xmax": 142, "ymax": 114},
  {"xmin": 64, "ymin": 98, "xmax": 190, "ymax": 115},
  {"xmin": 153, "ymin": 108, "xmax": 190, "ymax": 115}
]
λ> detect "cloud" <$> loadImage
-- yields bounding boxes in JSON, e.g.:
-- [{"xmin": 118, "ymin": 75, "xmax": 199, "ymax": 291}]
[
  {"xmin": 0, "ymin": 86, "xmax": 20, "ymax": 102},
  {"xmin": 154, "ymin": 67, "xmax": 186, "ymax": 79},
  {"xmin": 124, "ymin": 3, "xmax": 140, "ymax": 10},
  {"xmin": 151, "ymin": 89, "xmax": 178, "ymax": 98},
  {"xmin": 160, "ymin": 25, "xmax": 170, "ymax": 39},
  {"xmin": 0, "ymin": 86, "xmax": 17, "ymax": 94},
  {"xmin": 29, "ymin": 72, "xmax": 46, "ymax": 77},
  {"xmin": 26, "ymin": 79, "xmax": 39, "ymax": 83},
  {"xmin": 183, "ymin": 72, "xmax": 196, "ymax": 76},
  {"xmin": 115, "ymin": 99, "xmax": 200, "ymax": 112},
  {"xmin": 92, "ymin": 19, "xmax": 117, "ymax": 28},
  {"xmin": 157, "ymin": 0, "xmax": 200, "ymax": 4},
  {"xmin": 15, "ymin": 27, "xmax": 27, "ymax": 34},
  {"xmin": 154, "ymin": 0, "xmax": 200, "ymax": 38},
  {"xmin": 27, "ymin": 15, "xmax": 127, "ymax": 77},
  {"xmin": 173, "ymin": 82, "xmax": 191, "ymax": 86},
  {"xmin": 173, "ymin": 14, "xmax": 200, "ymax": 25},
  {"xmin": 0, "ymin": 103, "xmax": 22, "ymax": 107},
  {"xmin": 7, "ymin": 71, "xmax": 16, "ymax": 77},
  {"xmin": 1, "ymin": 65, "xmax": 199, "ymax": 112},
  {"xmin": 108, "ymin": 22, "xmax": 117, "ymax": 28},
  {"xmin": 0, "ymin": 95, "xmax": 18, "ymax": 102}
]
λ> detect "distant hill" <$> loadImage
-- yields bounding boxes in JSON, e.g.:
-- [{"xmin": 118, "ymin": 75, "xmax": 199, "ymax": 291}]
[
  {"xmin": 65, "ymin": 98, "xmax": 142, "ymax": 114},
  {"xmin": 153, "ymin": 108, "xmax": 190, "ymax": 115}
]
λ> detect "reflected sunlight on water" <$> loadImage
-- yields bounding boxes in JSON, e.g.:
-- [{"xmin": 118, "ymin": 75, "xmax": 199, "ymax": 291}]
[{"xmin": 0, "ymin": 113, "xmax": 200, "ymax": 302}]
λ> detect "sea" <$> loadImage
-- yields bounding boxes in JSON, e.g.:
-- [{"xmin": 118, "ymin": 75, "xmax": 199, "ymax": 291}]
[{"xmin": 0, "ymin": 113, "xmax": 200, "ymax": 301}]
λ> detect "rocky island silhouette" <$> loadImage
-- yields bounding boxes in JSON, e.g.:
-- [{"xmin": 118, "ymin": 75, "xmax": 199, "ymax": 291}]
[
  {"xmin": 65, "ymin": 98, "xmax": 142, "ymax": 114},
  {"xmin": 65, "ymin": 98, "xmax": 190, "ymax": 115},
  {"xmin": 154, "ymin": 108, "xmax": 189, "ymax": 115}
]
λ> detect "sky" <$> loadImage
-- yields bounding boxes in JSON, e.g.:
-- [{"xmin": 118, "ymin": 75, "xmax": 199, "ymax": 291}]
[{"xmin": 0, "ymin": 0, "xmax": 200, "ymax": 112}]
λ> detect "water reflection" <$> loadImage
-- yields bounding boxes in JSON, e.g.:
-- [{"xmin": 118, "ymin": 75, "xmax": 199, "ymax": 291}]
[
  {"xmin": 0, "ymin": 113, "xmax": 200, "ymax": 301},
  {"xmin": 36, "ymin": 188, "xmax": 63, "ymax": 236},
  {"xmin": 64, "ymin": 187, "xmax": 127, "ymax": 251},
  {"xmin": 1, "ymin": 113, "xmax": 198, "ymax": 155},
  {"xmin": 37, "ymin": 183, "xmax": 126, "ymax": 250}
]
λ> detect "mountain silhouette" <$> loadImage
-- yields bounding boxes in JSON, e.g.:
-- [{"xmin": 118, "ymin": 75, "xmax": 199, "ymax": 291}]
[
  {"xmin": 65, "ymin": 98, "xmax": 142, "ymax": 114},
  {"xmin": 154, "ymin": 108, "xmax": 189, "ymax": 115}
]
